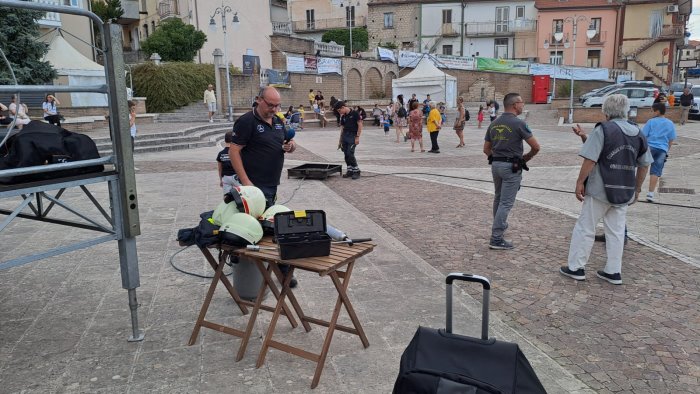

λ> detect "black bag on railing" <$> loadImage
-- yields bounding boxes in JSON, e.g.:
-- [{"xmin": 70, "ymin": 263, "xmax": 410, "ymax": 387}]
[{"xmin": 0, "ymin": 121, "xmax": 103, "ymax": 184}]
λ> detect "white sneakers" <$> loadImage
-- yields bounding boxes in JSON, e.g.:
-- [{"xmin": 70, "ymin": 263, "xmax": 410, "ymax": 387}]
[
  {"xmin": 209, "ymin": 119, "xmax": 214, "ymax": 123},
  {"xmin": 646, "ymin": 192, "xmax": 655, "ymax": 203}
]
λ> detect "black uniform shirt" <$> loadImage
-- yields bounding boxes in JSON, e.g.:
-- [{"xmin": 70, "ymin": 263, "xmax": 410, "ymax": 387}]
[
  {"xmin": 230, "ymin": 109, "xmax": 286, "ymax": 187},
  {"xmin": 216, "ymin": 146, "xmax": 236, "ymax": 177},
  {"xmin": 341, "ymin": 109, "xmax": 361, "ymax": 140}
]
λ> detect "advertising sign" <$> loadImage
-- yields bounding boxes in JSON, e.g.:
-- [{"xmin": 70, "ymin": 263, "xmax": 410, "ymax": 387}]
[
  {"xmin": 317, "ymin": 57, "xmax": 342, "ymax": 74},
  {"xmin": 286, "ymin": 56, "xmax": 304, "ymax": 73},
  {"xmin": 476, "ymin": 57, "xmax": 529, "ymax": 74},
  {"xmin": 377, "ymin": 47, "xmax": 396, "ymax": 62},
  {"xmin": 304, "ymin": 55, "xmax": 318, "ymax": 72},
  {"xmin": 242, "ymin": 55, "xmax": 260, "ymax": 75},
  {"xmin": 266, "ymin": 69, "xmax": 291, "ymax": 88}
]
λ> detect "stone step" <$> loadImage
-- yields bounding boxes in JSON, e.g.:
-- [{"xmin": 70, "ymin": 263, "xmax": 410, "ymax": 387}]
[
  {"xmin": 96, "ymin": 125, "xmax": 230, "ymax": 155},
  {"xmin": 99, "ymin": 138, "xmax": 223, "ymax": 156}
]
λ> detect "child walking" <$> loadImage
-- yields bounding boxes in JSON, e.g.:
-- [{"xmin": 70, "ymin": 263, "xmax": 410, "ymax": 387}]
[
  {"xmin": 298, "ymin": 104, "xmax": 305, "ymax": 129},
  {"xmin": 477, "ymin": 105, "xmax": 484, "ymax": 128}
]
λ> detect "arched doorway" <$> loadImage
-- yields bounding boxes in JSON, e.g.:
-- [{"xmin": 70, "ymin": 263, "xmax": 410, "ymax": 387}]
[
  {"xmin": 365, "ymin": 67, "xmax": 383, "ymax": 99},
  {"xmin": 346, "ymin": 68, "xmax": 362, "ymax": 100}
]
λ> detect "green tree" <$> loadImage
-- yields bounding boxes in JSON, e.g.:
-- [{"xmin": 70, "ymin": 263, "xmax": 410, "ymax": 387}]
[
  {"xmin": 322, "ymin": 28, "xmax": 368, "ymax": 56},
  {"xmin": 0, "ymin": 6, "xmax": 56, "ymax": 85},
  {"xmin": 140, "ymin": 19, "xmax": 207, "ymax": 62},
  {"xmin": 90, "ymin": 0, "xmax": 123, "ymax": 23}
]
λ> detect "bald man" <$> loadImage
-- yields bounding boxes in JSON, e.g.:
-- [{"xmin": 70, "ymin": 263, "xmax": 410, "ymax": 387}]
[{"xmin": 229, "ymin": 86, "xmax": 296, "ymax": 206}]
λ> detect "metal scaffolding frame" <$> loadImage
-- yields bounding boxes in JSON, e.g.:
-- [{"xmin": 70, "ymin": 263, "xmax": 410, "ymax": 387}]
[{"xmin": 0, "ymin": 0, "xmax": 144, "ymax": 341}]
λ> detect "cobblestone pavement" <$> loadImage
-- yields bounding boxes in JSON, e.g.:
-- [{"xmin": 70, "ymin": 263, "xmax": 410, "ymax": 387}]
[{"xmin": 1, "ymin": 116, "xmax": 699, "ymax": 393}]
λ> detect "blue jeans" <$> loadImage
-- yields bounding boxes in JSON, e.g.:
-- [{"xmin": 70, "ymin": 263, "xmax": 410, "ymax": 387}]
[
  {"xmin": 491, "ymin": 161, "xmax": 522, "ymax": 242},
  {"xmin": 649, "ymin": 146, "xmax": 667, "ymax": 177}
]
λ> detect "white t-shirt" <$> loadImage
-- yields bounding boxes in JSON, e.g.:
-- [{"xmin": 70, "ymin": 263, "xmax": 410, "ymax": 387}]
[{"xmin": 43, "ymin": 101, "xmax": 58, "ymax": 117}]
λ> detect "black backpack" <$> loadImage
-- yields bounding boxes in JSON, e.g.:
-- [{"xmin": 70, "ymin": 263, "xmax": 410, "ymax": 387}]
[{"xmin": 398, "ymin": 106, "xmax": 407, "ymax": 118}]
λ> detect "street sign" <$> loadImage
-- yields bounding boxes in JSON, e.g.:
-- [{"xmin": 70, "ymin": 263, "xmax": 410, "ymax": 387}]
[
  {"xmin": 679, "ymin": 59, "xmax": 698, "ymax": 68},
  {"xmin": 656, "ymin": 63, "xmax": 669, "ymax": 66}
]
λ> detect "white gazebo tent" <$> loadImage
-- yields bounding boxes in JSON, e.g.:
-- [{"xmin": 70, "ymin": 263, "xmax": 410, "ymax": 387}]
[
  {"xmin": 392, "ymin": 56, "xmax": 457, "ymax": 108},
  {"xmin": 43, "ymin": 34, "xmax": 107, "ymax": 107}
]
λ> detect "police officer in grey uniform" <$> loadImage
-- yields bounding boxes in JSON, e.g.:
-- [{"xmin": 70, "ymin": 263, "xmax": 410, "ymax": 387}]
[{"xmin": 483, "ymin": 93, "xmax": 540, "ymax": 250}]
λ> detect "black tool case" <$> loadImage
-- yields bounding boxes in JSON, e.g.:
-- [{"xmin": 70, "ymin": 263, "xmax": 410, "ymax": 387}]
[
  {"xmin": 287, "ymin": 163, "xmax": 342, "ymax": 180},
  {"xmin": 274, "ymin": 210, "xmax": 331, "ymax": 259}
]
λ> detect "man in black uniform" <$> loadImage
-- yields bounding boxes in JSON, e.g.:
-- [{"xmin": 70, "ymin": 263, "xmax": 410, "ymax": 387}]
[
  {"xmin": 334, "ymin": 101, "xmax": 363, "ymax": 179},
  {"xmin": 229, "ymin": 87, "xmax": 297, "ymax": 285},
  {"xmin": 217, "ymin": 131, "xmax": 237, "ymax": 194}
]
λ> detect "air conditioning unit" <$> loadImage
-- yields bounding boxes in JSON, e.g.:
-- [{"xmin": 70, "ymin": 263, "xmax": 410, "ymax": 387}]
[{"xmin": 667, "ymin": 4, "xmax": 679, "ymax": 13}]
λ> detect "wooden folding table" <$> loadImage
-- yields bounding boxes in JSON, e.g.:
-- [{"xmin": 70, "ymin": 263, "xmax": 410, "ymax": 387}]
[
  {"xmin": 233, "ymin": 237, "xmax": 376, "ymax": 389},
  {"xmin": 185, "ymin": 243, "xmax": 301, "ymax": 362}
]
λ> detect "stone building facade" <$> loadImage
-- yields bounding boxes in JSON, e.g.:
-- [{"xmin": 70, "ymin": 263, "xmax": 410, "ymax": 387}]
[
  {"xmin": 342, "ymin": 57, "xmax": 400, "ymax": 101},
  {"xmin": 367, "ymin": 1, "xmax": 420, "ymax": 51}
]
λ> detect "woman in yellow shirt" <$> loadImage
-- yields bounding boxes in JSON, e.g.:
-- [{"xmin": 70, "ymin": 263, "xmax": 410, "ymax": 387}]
[{"xmin": 426, "ymin": 101, "xmax": 442, "ymax": 153}]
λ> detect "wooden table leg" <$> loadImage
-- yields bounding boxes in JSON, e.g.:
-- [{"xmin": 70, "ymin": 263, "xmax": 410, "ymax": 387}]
[
  {"xmin": 330, "ymin": 262, "xmax": 369, "ymax": 348},
  {"xmin": 269, "ymin": 263, "xmax": 312, "ymax": 332},
  {"xmin": 256, "ymin": 266, "xmax": 296, "ymax": 368},
  {"xmin": 188, "ymin": 252, "xmax": 227, "ymax": 346},
  {"xmin": 257, "ymin": 261, "xmax": 299, "ymax": 329},
  {"xmin": 310, "ymin": 269, "xmax": 346, "ymax": 389},
  {"xmin": 235, "ymin": 262, "xmax": 274, "ymax": 361},
  {"xmin": 201, "ymin": 248, "xmax": 248, "ymax": 315}
]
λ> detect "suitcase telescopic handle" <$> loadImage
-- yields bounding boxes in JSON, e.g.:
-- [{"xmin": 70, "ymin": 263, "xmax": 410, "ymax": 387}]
[{"xmin": 445, "ymin": 273, "xmax": 490, "ymax": 340}]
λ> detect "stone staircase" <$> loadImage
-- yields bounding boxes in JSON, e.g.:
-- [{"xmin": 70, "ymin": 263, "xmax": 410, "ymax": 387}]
[
  {"xmin": 95, "ymin": 123, "xmax": 232, "ymax": 156},
  {"xmin": 156, "ymin": 102, "xmax": 247, "ymax": 123}
]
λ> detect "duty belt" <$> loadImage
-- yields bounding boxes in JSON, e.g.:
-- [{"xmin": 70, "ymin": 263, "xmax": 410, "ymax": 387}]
[{"xmin": 491, "ymin": 156, "xmax": 519, "ymax": 163}]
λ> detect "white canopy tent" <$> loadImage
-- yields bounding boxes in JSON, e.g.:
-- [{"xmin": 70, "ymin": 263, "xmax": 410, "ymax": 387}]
[
  {"xmin": 43, "ymin": 34, "xmax": 107, "ymax": 107},
  {"xmin": 392, "ymin": 56, "xmax": 457, "ymax": 108}
]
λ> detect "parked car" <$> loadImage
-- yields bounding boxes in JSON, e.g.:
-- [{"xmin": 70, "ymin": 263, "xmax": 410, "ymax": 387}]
[
  {"xmin": 688, "ymin": 86, "xmax": 700, "ymax": 118},
  {"xmin": 670, "ymin": 82, "xmax": 694, "ymax": 106},
  {"xmin": 580, "ymin": 81, "xmax": 659, "ymax": 102},
  {"xmin": 582, "ymin": 87, "xmax": 657, "ymax": 108}
]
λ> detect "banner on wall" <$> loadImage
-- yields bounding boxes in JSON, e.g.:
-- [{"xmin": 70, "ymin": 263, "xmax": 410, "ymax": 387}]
[
  {"xmin": 398, "ymin": 50, "xmax": 474, "ymax": 70},
  {"xmin": 377, "ymin": 47, "xmax": 396, "ymax": 62},
  {"xmin": 266, "ymin": 69, "xmax": 291, "ymax": 88},
  {"xmin": 317, "ymin": 57, "xmax": 342, "ymax": 74},
  {"xmin": 286, "ymin": 56, "xmax": 305, "ymax": 73},
  {"xmin": 529, "ymin": 63, "xmax": 609, "ymax": 81},
  {"xmin": 304, "ymin": 55, "xmax": 318, "ymax": 72},
  {"xmin": 476, "ymin": 57, "xmax": 529, "ymax": 74},
  {"xmin": 242, "ymin": 55, "xmax": 260, "ymax": 75}
]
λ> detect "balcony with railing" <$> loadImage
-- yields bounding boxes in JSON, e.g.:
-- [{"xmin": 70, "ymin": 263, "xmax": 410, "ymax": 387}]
[
  {"xmin": 587, "ymin": 31, "xmax": 607, "ymax": 45},
  {"xmin": 118, "ymin": 0, "xmax": 140, "ymax": 23},
  {"xmin": 32, "ymin": 0, "xmax": 62, "ymax": 27},
  {"xmin": 465, "ymin": 19, "xmax": 537, "ymax": 36},
  {"xmin": 158, "ymin": 0, "xmax": 181, "ymax": 20},
  {"xmin": 660, "ymin": 24, "xmax": 684, "ymax": 38},
  {"xmin": 292, "ymin": 16, "xmax": 366, "ymax": 33},
  {"xmin": 272, "ymin": 21, "xmax": 292, "ymax": 35},
  {"xmin": 314, "ymin": 41, "xmax": 345, "ymax": 57},
  {"xmin": 441, "ymin": 23, "xmax": 460, "ymax": 37}
]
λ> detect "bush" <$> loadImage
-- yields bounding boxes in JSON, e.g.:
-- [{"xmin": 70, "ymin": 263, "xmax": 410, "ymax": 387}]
[
  {"xmin": 322, "ymin": 28, "xmax": 368, "ymax": 56},
  {"xmin": 132, "ymin": 62, "xmax": 214, "ymax": 113},
  {"xmin": 140, "ymin": 19, "xmax": 207, "ymax": 62},
  {"xmin": 557, "ymin": 80, "xmax": 582, "ymax": 99}
]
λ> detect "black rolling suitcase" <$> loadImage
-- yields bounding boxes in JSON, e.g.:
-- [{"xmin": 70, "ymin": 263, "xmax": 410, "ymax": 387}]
[{"xmin": 393, "ymin": 273, "xmax": 547, "ymax": 394}]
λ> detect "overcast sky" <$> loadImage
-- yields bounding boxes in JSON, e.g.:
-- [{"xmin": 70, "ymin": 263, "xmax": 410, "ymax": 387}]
[{"xmin": 690, "ymin": 0, "xmax": 700, "ymax": 39}]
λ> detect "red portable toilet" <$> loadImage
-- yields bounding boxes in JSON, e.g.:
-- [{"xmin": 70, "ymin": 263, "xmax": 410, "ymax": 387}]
[{"xmin": 532, "ymin": 75, "xmax": 550, "ymax": 104}]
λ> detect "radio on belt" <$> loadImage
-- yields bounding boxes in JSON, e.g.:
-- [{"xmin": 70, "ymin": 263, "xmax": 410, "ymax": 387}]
[{"xmin": 274, "ymin": 210, "xmax": 331, "ymax": 259}]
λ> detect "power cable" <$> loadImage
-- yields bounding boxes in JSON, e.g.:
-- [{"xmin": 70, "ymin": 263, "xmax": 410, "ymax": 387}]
[{"xmin": 169, "ymin": 245, "xmax": 234, "ymax": 279}]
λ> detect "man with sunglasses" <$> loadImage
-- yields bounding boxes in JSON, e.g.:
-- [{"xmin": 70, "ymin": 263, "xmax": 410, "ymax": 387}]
[{"xmin": 229, "ymin": 86, "xmax": 298, "ymax": 285}]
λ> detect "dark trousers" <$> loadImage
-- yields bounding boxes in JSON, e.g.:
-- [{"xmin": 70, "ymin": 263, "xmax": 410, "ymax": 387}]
[
  {"xmin": 45, "ymin": 114, "xmax": 61, "ymax": 127},
  {"xmin": 341, "ymin": 140, "xmax": 358, "ymax": 171},
  {"xmin": 334, "ymin": 110, "xmax": 341, "ymax": 126},
  {"xmin": 373, "ymin": 115, "xmax": 380, "ymax": 126},
  {"xmin": 429, "ymin": 130, "xmax": 440, "ymax": 151}
]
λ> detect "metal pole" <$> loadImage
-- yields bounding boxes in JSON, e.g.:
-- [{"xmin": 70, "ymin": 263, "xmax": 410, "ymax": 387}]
[
  {"xmin": 349, "ymin": 16, "xmax": 353, "ymax": 56},
  {"xmin": 568, "ymin": 19, "xmax": 578, "ymax": 124},
  {"xmin": 222, "ymin": 8, "xmax": 233, "ymax": 122},
  {"xmin": 552, "ymin": 42, "xmax": 557, "ymax": 99}
]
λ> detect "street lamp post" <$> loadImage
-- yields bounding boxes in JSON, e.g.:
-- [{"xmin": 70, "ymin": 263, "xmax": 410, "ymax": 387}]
[
  {"xmin": 339, "ymin": 1, "xmax": 360, "ymax": 56},
  {"xmin": 209, "ymin": 2, "xmax": 240, "ymax": 122},
  {"xmin": 562, "ymin": 15, "xmax": 596, "ymax": 123},
  {"xmin": 543, "ymin": 31, "xmax": 565, "ymax": 99}
]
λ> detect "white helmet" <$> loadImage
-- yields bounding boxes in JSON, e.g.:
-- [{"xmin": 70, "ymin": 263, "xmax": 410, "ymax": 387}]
[
  {"xmin": 219, "ymin": 213, "xmax": 264, "ymax": 246},
  {"xmin": 259, "ymin": 204, "xmax": 291, "ymax": 235},
  {"xmin": 223, "ymin": 185, "xmax": 267, "ymax": 219},
  {"xmin": 212, "ymin": 200, "xmax": 239, "ymax": 226}
]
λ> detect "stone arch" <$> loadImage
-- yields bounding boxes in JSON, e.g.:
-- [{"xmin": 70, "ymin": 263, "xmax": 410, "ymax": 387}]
[
  {"xmin": 466, "ymin": 78, "xmax": 495, "ymax": 103},
  {"xmin": 385, "ymin": 71, "xmax": 396, "ymax": 99},
  {"xmin": 347, "ymin": 68, "xmax": 362, "ymax": 100},
  {"xmin": 364, "ymin": 67, "xmax": 383, "ymax": 99}
]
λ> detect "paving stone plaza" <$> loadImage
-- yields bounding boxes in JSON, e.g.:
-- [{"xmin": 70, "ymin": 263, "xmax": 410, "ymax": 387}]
[{"xmin": 1, "ymin": 115, "xmax": 699, "ymax": 393}]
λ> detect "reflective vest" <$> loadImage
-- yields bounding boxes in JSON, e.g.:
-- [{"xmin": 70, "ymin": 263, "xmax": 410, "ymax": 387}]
[{"xmin": 597, "ymin": 121, "xmax": 648, "ymax": 204}]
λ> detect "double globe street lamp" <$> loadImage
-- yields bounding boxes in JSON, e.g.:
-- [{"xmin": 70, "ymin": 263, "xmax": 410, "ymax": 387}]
[
  {"xmin": 561, "ymin": 16, "xmax": 597, "ymax": 123},
  {"xmin": 543, "ymin": 30, "xmax": 568, "ymax": 100},
  {"xmin": 209, "ymin": 2, "xmax": 240, "ymax": 122}
]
